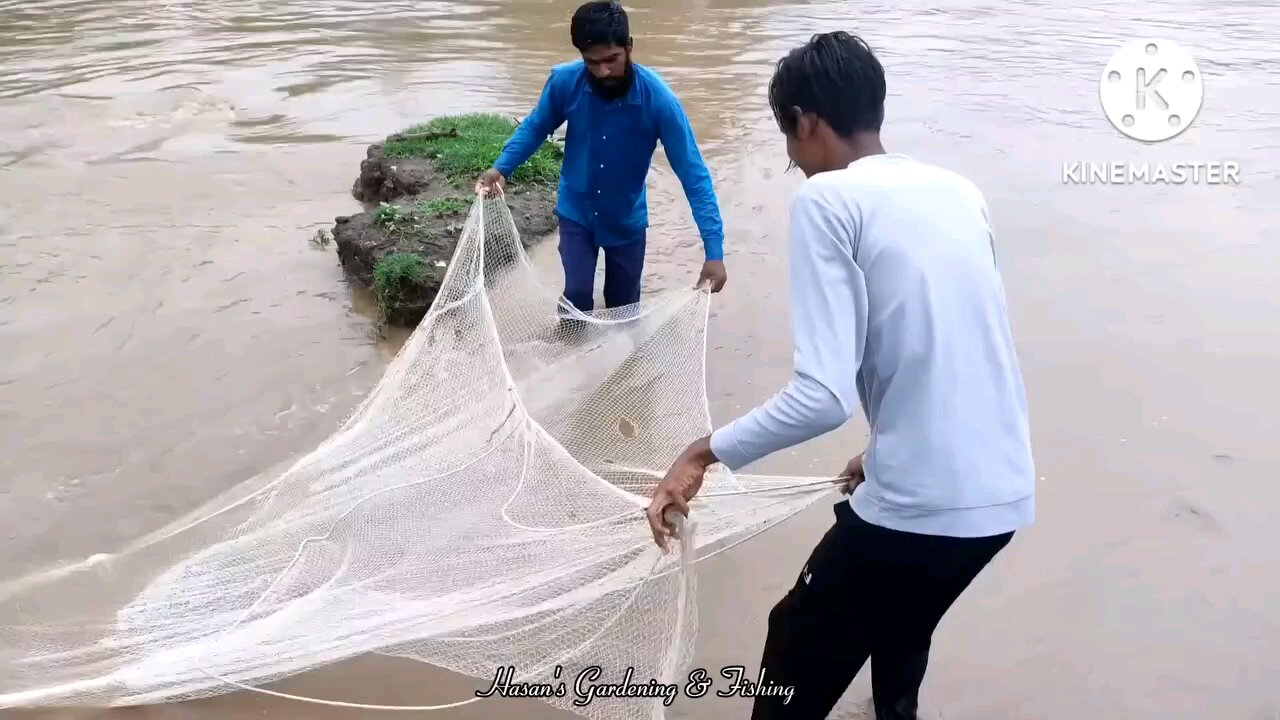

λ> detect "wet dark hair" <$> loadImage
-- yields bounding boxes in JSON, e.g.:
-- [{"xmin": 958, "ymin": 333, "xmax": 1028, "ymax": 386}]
[
  {"xmin": 570, "ymin": 1, "xmax": 630, "ymax": 51},
  {"xmin": 768, "ymin": 31, "xmax": 886, "ymax": 138}
]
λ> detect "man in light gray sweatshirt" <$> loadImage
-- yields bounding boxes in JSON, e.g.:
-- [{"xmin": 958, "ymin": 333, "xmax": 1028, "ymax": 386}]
[{"xmin": 646, "ymin": 31, "xmax": 1036, "ymax": 720}]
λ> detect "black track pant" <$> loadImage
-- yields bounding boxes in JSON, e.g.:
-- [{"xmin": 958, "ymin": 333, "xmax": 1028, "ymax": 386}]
[{"xmin": 751, "ymin": 500, "xmax": 1014, "ymax": 720}]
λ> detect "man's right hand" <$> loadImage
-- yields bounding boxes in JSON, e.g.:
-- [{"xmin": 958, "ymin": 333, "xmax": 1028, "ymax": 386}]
[
  {"xmin": 838, "ymin": 453, "xmax": 865, "ymax": 495},
  {"xmin": 475, "ymin": 168, "xmax": 506, "ymax": 197}
]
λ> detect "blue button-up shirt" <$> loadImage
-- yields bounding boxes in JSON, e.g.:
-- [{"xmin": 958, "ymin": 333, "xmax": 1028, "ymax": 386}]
[{"xmin": 493, "ymin": 60, "xmax": 725, "ymax": 260}]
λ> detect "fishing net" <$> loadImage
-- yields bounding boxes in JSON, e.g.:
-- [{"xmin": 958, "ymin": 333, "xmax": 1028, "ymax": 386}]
[{"xmin": 0, "ymin": 195, "xmax": 837, "ymax": 719}]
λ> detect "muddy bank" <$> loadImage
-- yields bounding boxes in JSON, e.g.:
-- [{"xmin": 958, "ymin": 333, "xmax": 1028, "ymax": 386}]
[{"xmin": 332, "ymin": 114, "xmax": 562, "ymax": 326}]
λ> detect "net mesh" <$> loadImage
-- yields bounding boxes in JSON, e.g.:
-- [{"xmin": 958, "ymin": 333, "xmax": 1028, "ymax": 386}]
[{"xmin": 0, "ymin": 195, "xmax": 837, "ymax": 719}]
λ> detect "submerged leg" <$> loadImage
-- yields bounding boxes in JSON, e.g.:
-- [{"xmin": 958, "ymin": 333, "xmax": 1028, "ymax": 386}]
[
  {"xmin": 558, "ymin": 217, "xmax": 599, "ymax": 313},
  {"xmin": 601, "ymin": 231, "xmax": 646, "ymax": 310}
]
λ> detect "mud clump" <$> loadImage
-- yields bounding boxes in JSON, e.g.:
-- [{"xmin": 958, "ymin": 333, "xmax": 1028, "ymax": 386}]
[
  {"xmin": 351, "ymin": 141, "xmax": 437, "ymax": 204},
  {"xmin": 333, "ymin": 113, "xmax": 562, "ymax": 327}
]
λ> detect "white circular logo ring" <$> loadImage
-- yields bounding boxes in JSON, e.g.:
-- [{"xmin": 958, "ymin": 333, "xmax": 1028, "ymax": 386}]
[{"xmin": 1099, "ymin": 38, "xmax": 1204, "ymax": 143}]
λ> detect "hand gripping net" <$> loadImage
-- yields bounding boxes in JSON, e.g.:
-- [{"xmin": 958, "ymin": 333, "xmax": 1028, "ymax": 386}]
[{"xmin": 0, "ymin": 196, "xmax": 839, "ymax": 719}]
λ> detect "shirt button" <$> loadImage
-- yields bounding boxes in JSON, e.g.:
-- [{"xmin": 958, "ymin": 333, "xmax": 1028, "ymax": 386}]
[
  {"xmin": 602, "ymin": 135, "xmax": 607, "ymax": 140},
  {"xmin": 599, "ymin": 163, "xmax": 604, "ymax": 168}
]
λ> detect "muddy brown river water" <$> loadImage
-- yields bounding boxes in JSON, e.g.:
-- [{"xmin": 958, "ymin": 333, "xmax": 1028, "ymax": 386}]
[{"xmin": 2, "ymin": 1, "xmax": 1280, "ymax": 718}]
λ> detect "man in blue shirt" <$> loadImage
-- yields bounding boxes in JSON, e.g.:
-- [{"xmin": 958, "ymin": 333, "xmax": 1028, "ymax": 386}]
[{"xmin": 474, "ymin": 1, "xmax": 728, "ymax": 312}]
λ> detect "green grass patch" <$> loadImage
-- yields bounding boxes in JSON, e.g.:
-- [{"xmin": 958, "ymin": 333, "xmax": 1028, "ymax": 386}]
[
  {"xmin": 416, "ymin": 196, "xmax": 470, "ymax": 216},
  {"xmin": 372, "ymin": 252, "xmax": 427, "ymax": 310},
  {"xmin": 372, "ymin": 202, "xmax": 402, "ymax": 227},
  {"xmin": 382, "ymin": 113, "xmax": 562, "ymax": 187},
  {"xmin": 371, "ymin": 201, "xmax": 420, "ymax": 242}
]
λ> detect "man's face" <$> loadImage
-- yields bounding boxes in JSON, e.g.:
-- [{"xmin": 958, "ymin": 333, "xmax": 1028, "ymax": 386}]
[{"xmin": 582, "ymin": 43, "xmax": 631, "ymax": 98}]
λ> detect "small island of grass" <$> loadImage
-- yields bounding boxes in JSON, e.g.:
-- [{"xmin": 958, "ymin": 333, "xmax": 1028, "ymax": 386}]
[{"xmin": 332, "ymin": 113, "xmax": 562, "ymax": 327}]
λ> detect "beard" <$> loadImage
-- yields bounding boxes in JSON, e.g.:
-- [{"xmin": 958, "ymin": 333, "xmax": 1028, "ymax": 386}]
[{"xmin": 590, "ymin": 59, "xmax": 633, "ymax": 100}]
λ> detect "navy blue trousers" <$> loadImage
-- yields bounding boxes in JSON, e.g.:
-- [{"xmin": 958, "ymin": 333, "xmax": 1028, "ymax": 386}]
[{"xmin": 557, "ymin": 216, "xmax": 646, "ymax": 312}]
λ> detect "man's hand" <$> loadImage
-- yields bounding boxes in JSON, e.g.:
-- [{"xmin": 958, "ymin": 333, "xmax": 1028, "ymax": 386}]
[
  {"xmin": 697, "ymin": 260, "xmax": 727, "ymax": 293},
  {"xmin": 646, "ymin": 436, "xmax": 717, "ymax": 552},
  {"xmin": 474, "ymin": 168, "xmax": 506, "ymax": 197},
  {"xmin": 838, "ymin": 453, "xmax": 865, "ymax": 495}
]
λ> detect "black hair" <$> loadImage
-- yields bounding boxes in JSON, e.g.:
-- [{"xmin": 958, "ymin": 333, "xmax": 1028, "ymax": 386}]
[
  {"xmin": 570, "ymin": 1, "xmax": 630, "ymax": 51},
  {"xmin": 768, "ymin": 31, "xmax": 886, "ymax": 138}
]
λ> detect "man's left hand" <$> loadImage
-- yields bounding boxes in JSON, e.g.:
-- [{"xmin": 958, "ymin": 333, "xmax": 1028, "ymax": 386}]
[
  {"xmin": 697, "ymin": 260, "xmax": 727, "ymax": 293},
  {"xmin": 646, "ymin": 436, "xmax": 717, "ymax": 552}
]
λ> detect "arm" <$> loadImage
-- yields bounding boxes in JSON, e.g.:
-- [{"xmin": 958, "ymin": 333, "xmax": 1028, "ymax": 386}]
[
  {"xmin": 980, "ymin": 197, "xmax": 999, "ymax": 270},
  {"xmin": 961, "ymin": 180, "xmax": 998, "ymax": 270},
  {"xmin": 707, "ymin": 187, "xmax": 868, "ymax": 471},
  {"xmin": 492, "ymin": 71, "xmax": 567, "ymax": 179},
  {"xmin": 656, "ymin": 95, "xmax": 725, "ymax": 261}
]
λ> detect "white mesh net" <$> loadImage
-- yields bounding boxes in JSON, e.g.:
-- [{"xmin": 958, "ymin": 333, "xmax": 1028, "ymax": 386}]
[{"xmin": 0, "ymin": 195, "xmax": 838, "ymax": 719}]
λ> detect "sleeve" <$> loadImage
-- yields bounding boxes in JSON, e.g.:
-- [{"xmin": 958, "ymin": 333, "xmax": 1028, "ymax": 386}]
[
  {"xmin": 655, "ymin": 94, "xmax": 726, "ymax": 261},
  {"xmin": 965, "ymin": 181, "xmax": 997, "ymax": 270},
  {"xmin": 493, "ymin": 70, "xmax": 567, "ymax": 179},
  {"xmin": 708, "ymin": 187, "xmax": 868, "ymax": 471},
  {"xmin": 982, "ymin": 198, "xmax": 999, "ymax": 269}
]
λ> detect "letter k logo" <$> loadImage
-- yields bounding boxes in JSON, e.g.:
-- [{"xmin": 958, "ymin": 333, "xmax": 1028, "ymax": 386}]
[
  {"xmin": 1135, "ymin": 67, "xmax": 1168, "ymax": 111},
  {"xmin": 1099, "ymin": 38, "xmax": 1204, "ymax": 143}
]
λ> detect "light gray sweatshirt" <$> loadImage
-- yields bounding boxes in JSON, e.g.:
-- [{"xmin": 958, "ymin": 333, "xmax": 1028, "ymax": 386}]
[{"xmin": 709, "ymin": 153, "xmax": 1035, "ymax": 538}]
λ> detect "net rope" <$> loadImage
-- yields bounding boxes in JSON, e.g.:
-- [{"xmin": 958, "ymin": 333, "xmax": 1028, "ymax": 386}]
[{"xmin": 0, "ymin": 194, "xmax": 840, "ymax": 719}]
